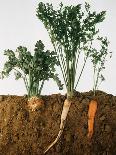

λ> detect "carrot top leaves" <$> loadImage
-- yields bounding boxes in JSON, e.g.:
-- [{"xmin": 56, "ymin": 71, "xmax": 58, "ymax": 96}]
[{"xmin": 90, "ymin": 37, "xmax": 112, "ymax": 96}]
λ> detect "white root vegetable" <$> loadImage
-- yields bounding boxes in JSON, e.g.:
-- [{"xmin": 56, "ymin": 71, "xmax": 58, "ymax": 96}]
[
  {"xmin": 44, "ymin": 99, "xmax": 71, "ymax": 154},
  {"xmin": 28, "ymin": 96, "xmax": 44, "ymax": 111}
]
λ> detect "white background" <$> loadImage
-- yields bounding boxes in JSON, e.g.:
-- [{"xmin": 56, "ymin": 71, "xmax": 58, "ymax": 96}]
[{"xmin": 0, "ymin": 0, "xmax": 116, "ymax": 96}]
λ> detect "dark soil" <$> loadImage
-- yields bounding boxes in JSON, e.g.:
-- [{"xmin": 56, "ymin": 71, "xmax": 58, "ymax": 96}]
[{"xmin": 0, "ymin": 91, "xmax": 116, "ymax": 155}]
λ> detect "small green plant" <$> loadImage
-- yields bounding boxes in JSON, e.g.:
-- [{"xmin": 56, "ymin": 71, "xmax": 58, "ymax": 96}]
[
  {"xmin": 87, "ymin": 37, "xmax": 111, "ymax": 139},
  {"xmin": 90, "ymin": 36, "xmax": 112, "ymax": 96},
  {"xmin": 1, "ymin": 40, "xmax": 62, "ymax": 99},
  {"xmin": 36, "ymin": 2, "xmax": 107, "ymax": 153}
]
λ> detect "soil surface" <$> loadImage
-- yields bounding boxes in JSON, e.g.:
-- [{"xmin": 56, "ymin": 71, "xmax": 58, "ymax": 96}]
[{"xmin": 0, "ymin": 91, "xmax": 116, "ymax": 155}]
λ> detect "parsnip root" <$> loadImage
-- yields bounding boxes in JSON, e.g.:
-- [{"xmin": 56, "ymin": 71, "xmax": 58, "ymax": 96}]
[
  {"xmin": 44, "ymin": 99, "xmax": 71, "ymax": 154},
  {"xmin": 87, "ymin": 100, "xmax": 97, "ymax": 139}
]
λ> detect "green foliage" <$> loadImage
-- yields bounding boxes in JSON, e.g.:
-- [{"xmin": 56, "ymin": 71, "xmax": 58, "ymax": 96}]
[
  {"xmin": 1, "ymin": 40, "xmax": 63, "ymax": 98},
  {"xmin": 36, "ymin": 2, "xmax": 106, "ymax": 98},
  {"xmin": 90, "ymin": 37, "xmax": 112, "ymax": 95}
]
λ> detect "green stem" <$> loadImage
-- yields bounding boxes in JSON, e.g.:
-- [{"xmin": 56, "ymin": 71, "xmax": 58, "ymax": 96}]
[
  {"xmin": 66, "ymin": 50, "xmax": 74, "ymax": 99},
  {"xmin": 57, "ymin": 44, "xmax": 67, "ymax": 85},
  {"xmin": 71, "ymin": 64, "xmax": 74, "ymax": 91},
  {"xmin": 72, "ymin": 44, "xmax": 78, "ymax": 90},
  {"xmin": 13, "ymin": 68, "xmax": 29, "ymax": 92},
  {"xmin": 38, "ymin": 80, "xmax": 44, "ymax": 96},
  {"xmin": 28, "ymin": 69, "xmax": 33, "ymax": 97},
  {"xmin": 75, "ymin": 49, "xmax": 81, "ymax": 75},
  {"xmin": 93, "ymin": 65, "xmax": 96, "ymax": 96},
  {"xmin": 35, "ymin": 81, "xmax": 38, "ymax": 97},
  {"xmin": 24, "ymin": 75, "xmax": 29, "ymax": 91},
  {"xmin": 66, "ymin": 52, "xmax": 70, "ymax": 93},
  {"xmin": 75, "ymin": 55, "xmax": 88, "ymax": 89},
  {"xmin": 94, "ymin": 67, "xmax": 100, "ymax": 91},
  {"xmin": 53, "ymin": 42, "xmax": 67, "ymax": 87}
]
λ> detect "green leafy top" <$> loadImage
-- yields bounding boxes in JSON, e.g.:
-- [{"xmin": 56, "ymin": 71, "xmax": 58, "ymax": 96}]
[
  {"xmin": 36, "ymin": 2, "xmax": 106, "ymax": 98},
  {"xmin": 37, "ymin": 2, "xmax": 106, "ymax": 50},
  {"xmin": 90, "ymin": 36, "xmax": 112, "ymax": 95},
  {"xmin": 1, "ymin": 40, "xmax": 63, "ymax": 97}
]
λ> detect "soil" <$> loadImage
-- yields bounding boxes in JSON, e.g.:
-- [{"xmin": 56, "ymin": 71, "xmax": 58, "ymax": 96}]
[{"xmin": 0, "ymin": 90, "xmax": 116, "ymax": 155}]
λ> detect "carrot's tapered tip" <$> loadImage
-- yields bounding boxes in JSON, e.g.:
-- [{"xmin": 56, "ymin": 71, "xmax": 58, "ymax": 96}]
[{"xmin": 87, "ymin": 131, "xmax": 93, "ymax": 139}]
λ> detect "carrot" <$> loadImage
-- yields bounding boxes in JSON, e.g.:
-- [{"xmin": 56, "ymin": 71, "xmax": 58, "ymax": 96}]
[
  {"xmin": 44, "ymin": 99, "xmax": 71, "ymax": 154},
  {"xmin": 87, "ymin": 100, "xmax": 97, "ymax": 139}
]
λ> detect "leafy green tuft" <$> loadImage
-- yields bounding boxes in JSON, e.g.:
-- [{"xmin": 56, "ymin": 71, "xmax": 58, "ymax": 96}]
[{"xmin": 1, "ymin": 40, "xmax": 62, "ymax": 98}]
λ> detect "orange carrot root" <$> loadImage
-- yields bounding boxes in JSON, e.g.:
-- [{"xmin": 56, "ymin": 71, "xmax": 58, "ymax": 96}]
[
  {"xmin": 44, "ymin": 99, "xmax": 71, "ymax": 154},
  {"xmin": 87, "ymin": 100, "xmax": 97, "ymax": 139}
]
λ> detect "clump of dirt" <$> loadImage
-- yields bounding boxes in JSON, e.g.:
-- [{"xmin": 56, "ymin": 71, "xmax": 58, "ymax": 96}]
[{"xmin": 0, "ymin": 91, "xmax": 116, "ymax": 155}]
